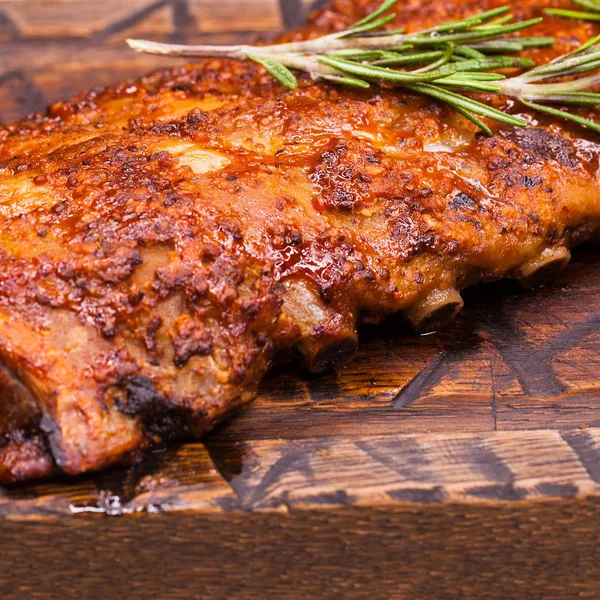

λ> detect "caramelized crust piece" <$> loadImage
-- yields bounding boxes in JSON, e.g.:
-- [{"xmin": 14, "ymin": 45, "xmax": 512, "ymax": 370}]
[{"xmin": 2, "ymin": 0, "xmax": 600, "ymax": 482}]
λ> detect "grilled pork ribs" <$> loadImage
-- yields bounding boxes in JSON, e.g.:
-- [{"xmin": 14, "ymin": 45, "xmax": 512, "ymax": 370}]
[{"xmin": 2, "ymin": 0, "xmax": 600, "ymax": 483}]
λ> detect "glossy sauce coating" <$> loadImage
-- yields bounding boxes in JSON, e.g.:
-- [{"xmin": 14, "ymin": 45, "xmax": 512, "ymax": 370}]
[{"xmin": 1, "ymin": 0, "xmax": 600, "ymax": 483}]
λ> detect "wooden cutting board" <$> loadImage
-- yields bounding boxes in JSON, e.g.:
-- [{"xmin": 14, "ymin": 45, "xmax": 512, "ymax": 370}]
[{"xmin": 2, "ymin": 2, "xmax": 600, "ymax": 598}]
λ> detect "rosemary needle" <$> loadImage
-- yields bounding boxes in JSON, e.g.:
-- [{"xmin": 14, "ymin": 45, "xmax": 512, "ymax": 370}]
[
  {"xmin": 545, "ymin": 0, "xmax": 600, "ymax": 21},
  {"xmin": 127, "ymin": 0, "xmax": 600, "ymax": 135}
]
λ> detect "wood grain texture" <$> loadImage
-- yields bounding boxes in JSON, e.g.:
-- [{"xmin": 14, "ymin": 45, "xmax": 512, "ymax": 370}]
[
  {"xmin": 2, "ymin": 1, "xmax": 600, "ymax": 597},
  {"xmin": 3, "ymin": 501, "xmax": 600, "ymax": 599},
  {"xmin": 4, "ymin": 427, "xmax": 600, "ymax": 518}
]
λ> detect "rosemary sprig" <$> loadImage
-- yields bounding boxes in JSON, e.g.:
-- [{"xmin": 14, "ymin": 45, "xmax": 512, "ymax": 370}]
[
  {"xmin": 545, "ymin": 0, "xmax": 600, "ymax": 21},
  {"xmin": 127, "ymin": 0, "xmax": 600, "ymax": 135},
  {"xmin": 499, "ymin": 35, "xmax": 600, "ymax": 133}
]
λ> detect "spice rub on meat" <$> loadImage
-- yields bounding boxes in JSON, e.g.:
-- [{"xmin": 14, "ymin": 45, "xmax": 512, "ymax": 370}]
[{"xmin": 2, "ymin": 0, "xmax": 600, "ymax": 483}]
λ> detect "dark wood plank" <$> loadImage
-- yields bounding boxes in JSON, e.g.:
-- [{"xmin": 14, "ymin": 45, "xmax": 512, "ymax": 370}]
[
  {"xmin": 187, "ymin": 0, "xmax": 282, "ymax": 33},
  {"xmin": 2, "ymin": 427, "xmax": 599, "ymax": 517},
  {"xmin": 0, "ymin": 0, "xmax": 283, "ymax": 39},
  {"xmin": 3, "ymin": 500, "xmax": 600, "ymax": 599},
  {"xmin": 211, "ymin": 429, "xmax": 599, "ymax": 510}
]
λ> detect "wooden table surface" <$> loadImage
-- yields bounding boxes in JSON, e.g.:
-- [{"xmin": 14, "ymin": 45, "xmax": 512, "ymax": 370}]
[{"xmin": 2, "ymin": 2, "xmax": 600, "ymax": 598}]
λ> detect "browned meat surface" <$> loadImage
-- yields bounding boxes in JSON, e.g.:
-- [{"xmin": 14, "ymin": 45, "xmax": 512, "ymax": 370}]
[{"xmin": 2, "ymin": 0, "xmax": 600, "ymax": 483}]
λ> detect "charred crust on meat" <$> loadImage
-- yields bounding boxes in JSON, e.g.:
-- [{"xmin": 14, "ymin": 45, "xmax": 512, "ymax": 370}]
[
  {"xmin": 144, "ymin": 315, "xmax": 163, "ymax": 351},
  {"xmin": 120, "ymin": 375, "xmax": 164, "ymax": 415},
  {"xmin": 501, "ymin": 128, "xmax": 579, "ymax": 169},
  {"xmin": 309, "ymin": 140, "xmax": 381, "ymax": 212},
  {"xmin": 449, "ymin": 193, "xmax": 478, "ymax": 211},
  {"xmin": 143, "ymin": 409, "xmax": 189, "ymax": 443},
  {"xmin": 39, "ymin": 413, "xmax": 68, "ymax": 470},
  {"xmin": 171, "ymin": 316, "xmax": 213, "ymax": 367},
  {"xmin": 521, "ymin": 175, "xmax": 541, "ymax": 189},
  {"xmin": 116, "ymin": 376, "xmax": 190, "ymax": 443}
]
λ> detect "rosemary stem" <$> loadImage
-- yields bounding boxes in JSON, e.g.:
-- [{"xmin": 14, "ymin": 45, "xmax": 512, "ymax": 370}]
[
  {"xmin": 273, "ymin": 55, "xmax": 343, "ymax": 77},
  {"xmin": 128, "ymin": 34, "xmax": 415, "ymax": 58},
  {"xmin": 126, "ymin": 39, "xmax": 251, "ymax": 59},
  {"xmin": 501, "ymin": 72, "xmax": 600, "ymax": 98},
  {"xmin": 126, "ymin": 40, "xmax": 351, "ymax": 76}
]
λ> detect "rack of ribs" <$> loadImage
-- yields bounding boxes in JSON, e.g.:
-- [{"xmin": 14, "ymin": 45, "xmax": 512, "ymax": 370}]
[{"xmin": 2, "ymin": 0, "xmax": 600, "ymax": 483}]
